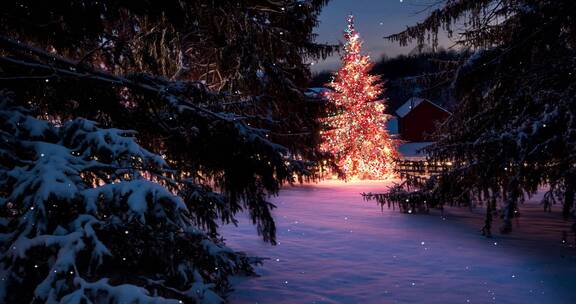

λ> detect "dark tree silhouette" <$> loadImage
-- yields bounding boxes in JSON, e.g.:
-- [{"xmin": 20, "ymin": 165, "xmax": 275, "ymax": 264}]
[
  {"xmin": 369, "ymin": 0, "xmax": 576, "ymax": 235},
  {"xmin": 0, "ymin": 1, "xmax": 335, "ymax": 302}
]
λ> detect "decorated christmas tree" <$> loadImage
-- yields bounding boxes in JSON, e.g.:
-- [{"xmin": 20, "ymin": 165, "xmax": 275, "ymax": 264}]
[{"xmin": 321, "ymin": 15, "xmax": 398, "ymax": 180}]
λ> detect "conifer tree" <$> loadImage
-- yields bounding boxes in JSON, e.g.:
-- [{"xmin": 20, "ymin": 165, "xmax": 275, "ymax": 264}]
[
  {"xmin": 321, "ymin": 15, "xmax": 397, "ymax": 180},
  {"xmin": 371, "ymin": 0, "xmax": 576, "ymax": 235},
  {"xmin": 0, "ymin": 1, "xmax": 335, "ymax": 302}
]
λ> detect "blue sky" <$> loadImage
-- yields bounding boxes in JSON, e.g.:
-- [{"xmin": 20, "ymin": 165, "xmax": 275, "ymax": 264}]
[{"xmin": 313, "ymin": 0, "xmax": 453, "ymax": 72}]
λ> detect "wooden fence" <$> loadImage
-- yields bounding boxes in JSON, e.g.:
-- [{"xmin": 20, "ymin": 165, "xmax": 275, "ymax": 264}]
[{"xmin": 395, "ymin": 159, "xmax": 452, "ymax": 177}]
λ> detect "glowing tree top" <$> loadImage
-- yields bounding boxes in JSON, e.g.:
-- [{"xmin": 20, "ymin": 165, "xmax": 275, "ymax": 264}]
[{"xmin": 321, "ymin": 15, "xmax": 398, "ymax": 179}]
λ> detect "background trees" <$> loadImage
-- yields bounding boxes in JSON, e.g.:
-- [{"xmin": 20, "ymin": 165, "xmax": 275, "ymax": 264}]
[
  {"xmin": 0, "ymin": 1, "xmax": 335, "ymax": 302},
  {"xmin": 312, "ymin": 50, "xmax": 466, "ymax": 116},
  {"xmin": 370, "ymin": 50, "xmax": 466, "ymax": 113}
]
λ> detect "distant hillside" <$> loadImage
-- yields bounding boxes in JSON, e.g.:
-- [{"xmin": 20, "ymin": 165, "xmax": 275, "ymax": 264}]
[
  {"xmin": 407, "ymin": 44, "xmax": 436, "ymax": 56},
  {"xmin": 311, "ymin": 50, "xmax": 469, "ymax": 115},
  {"xmin": 309, "ymin": 70, "xmax": 333, "ymax": 88}
]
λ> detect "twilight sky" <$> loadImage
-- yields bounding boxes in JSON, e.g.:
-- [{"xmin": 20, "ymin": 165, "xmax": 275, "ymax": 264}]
[{"xmin": 312, "ymin": 0, "xmax": 453, "ymax": 72}]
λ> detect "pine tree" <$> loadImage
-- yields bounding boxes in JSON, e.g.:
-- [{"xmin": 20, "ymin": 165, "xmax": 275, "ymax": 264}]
[
  {"xmin": 321, "ymin": 15, "xmax": 398, "ymax": 180},
  {"xmin": 0, "ymin": 1, "xmax": 335, "ymax": 302},
  {"xmin": 373, "ymin": 0, "xmax": 576, "ymax": 235},
  {"xmin": 0, "ymin": 92, "xmax": 254, "ymax": 302}
]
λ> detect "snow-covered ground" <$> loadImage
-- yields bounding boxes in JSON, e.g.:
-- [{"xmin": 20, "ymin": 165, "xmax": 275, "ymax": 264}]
[{"xmin": 222, "ymin": 180, "xmax": 576, "ymax": 304}]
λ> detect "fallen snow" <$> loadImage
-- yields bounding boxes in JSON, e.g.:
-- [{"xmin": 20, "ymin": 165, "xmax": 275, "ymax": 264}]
[
  {"xmin": 223, "ymin": 180, "xmax": 576, "ymax": 304},
  {"xmin": 395, "ymin": 97, "xmax": 450, "ymax": 118}
]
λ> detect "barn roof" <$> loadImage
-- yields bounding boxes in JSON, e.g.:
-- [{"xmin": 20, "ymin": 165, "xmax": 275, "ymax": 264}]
[{"xmin": 395, "ymin": 97, "xmax": 451, "ymax": 118}]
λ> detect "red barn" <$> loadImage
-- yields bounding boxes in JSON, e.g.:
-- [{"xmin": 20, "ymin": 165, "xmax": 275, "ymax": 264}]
[{"xmin": 396, "ymin": 97, "xmax": 451, "ymax": 142}]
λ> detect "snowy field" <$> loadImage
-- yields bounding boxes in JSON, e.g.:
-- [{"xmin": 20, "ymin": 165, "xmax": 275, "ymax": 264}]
[{"xmin": 222, "ymin": 180, "xmax": 576, "ymax": 304}]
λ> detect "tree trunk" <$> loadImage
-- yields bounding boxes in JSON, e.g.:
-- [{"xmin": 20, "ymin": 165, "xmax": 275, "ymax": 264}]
[{"xmin": 563, "ymin": 176, "xmax": 575, "ymax": 220}]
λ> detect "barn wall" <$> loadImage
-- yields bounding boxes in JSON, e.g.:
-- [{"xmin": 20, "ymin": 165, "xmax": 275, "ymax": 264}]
[{"xmin": 399, "ymin": 102, "xmax": 450, "ymax": 142}]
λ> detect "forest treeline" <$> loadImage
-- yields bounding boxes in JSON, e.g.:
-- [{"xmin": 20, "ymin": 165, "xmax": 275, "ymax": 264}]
[{"xmin": 311, "ymin": 49, "xmax": 468, "ymax": 113}]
